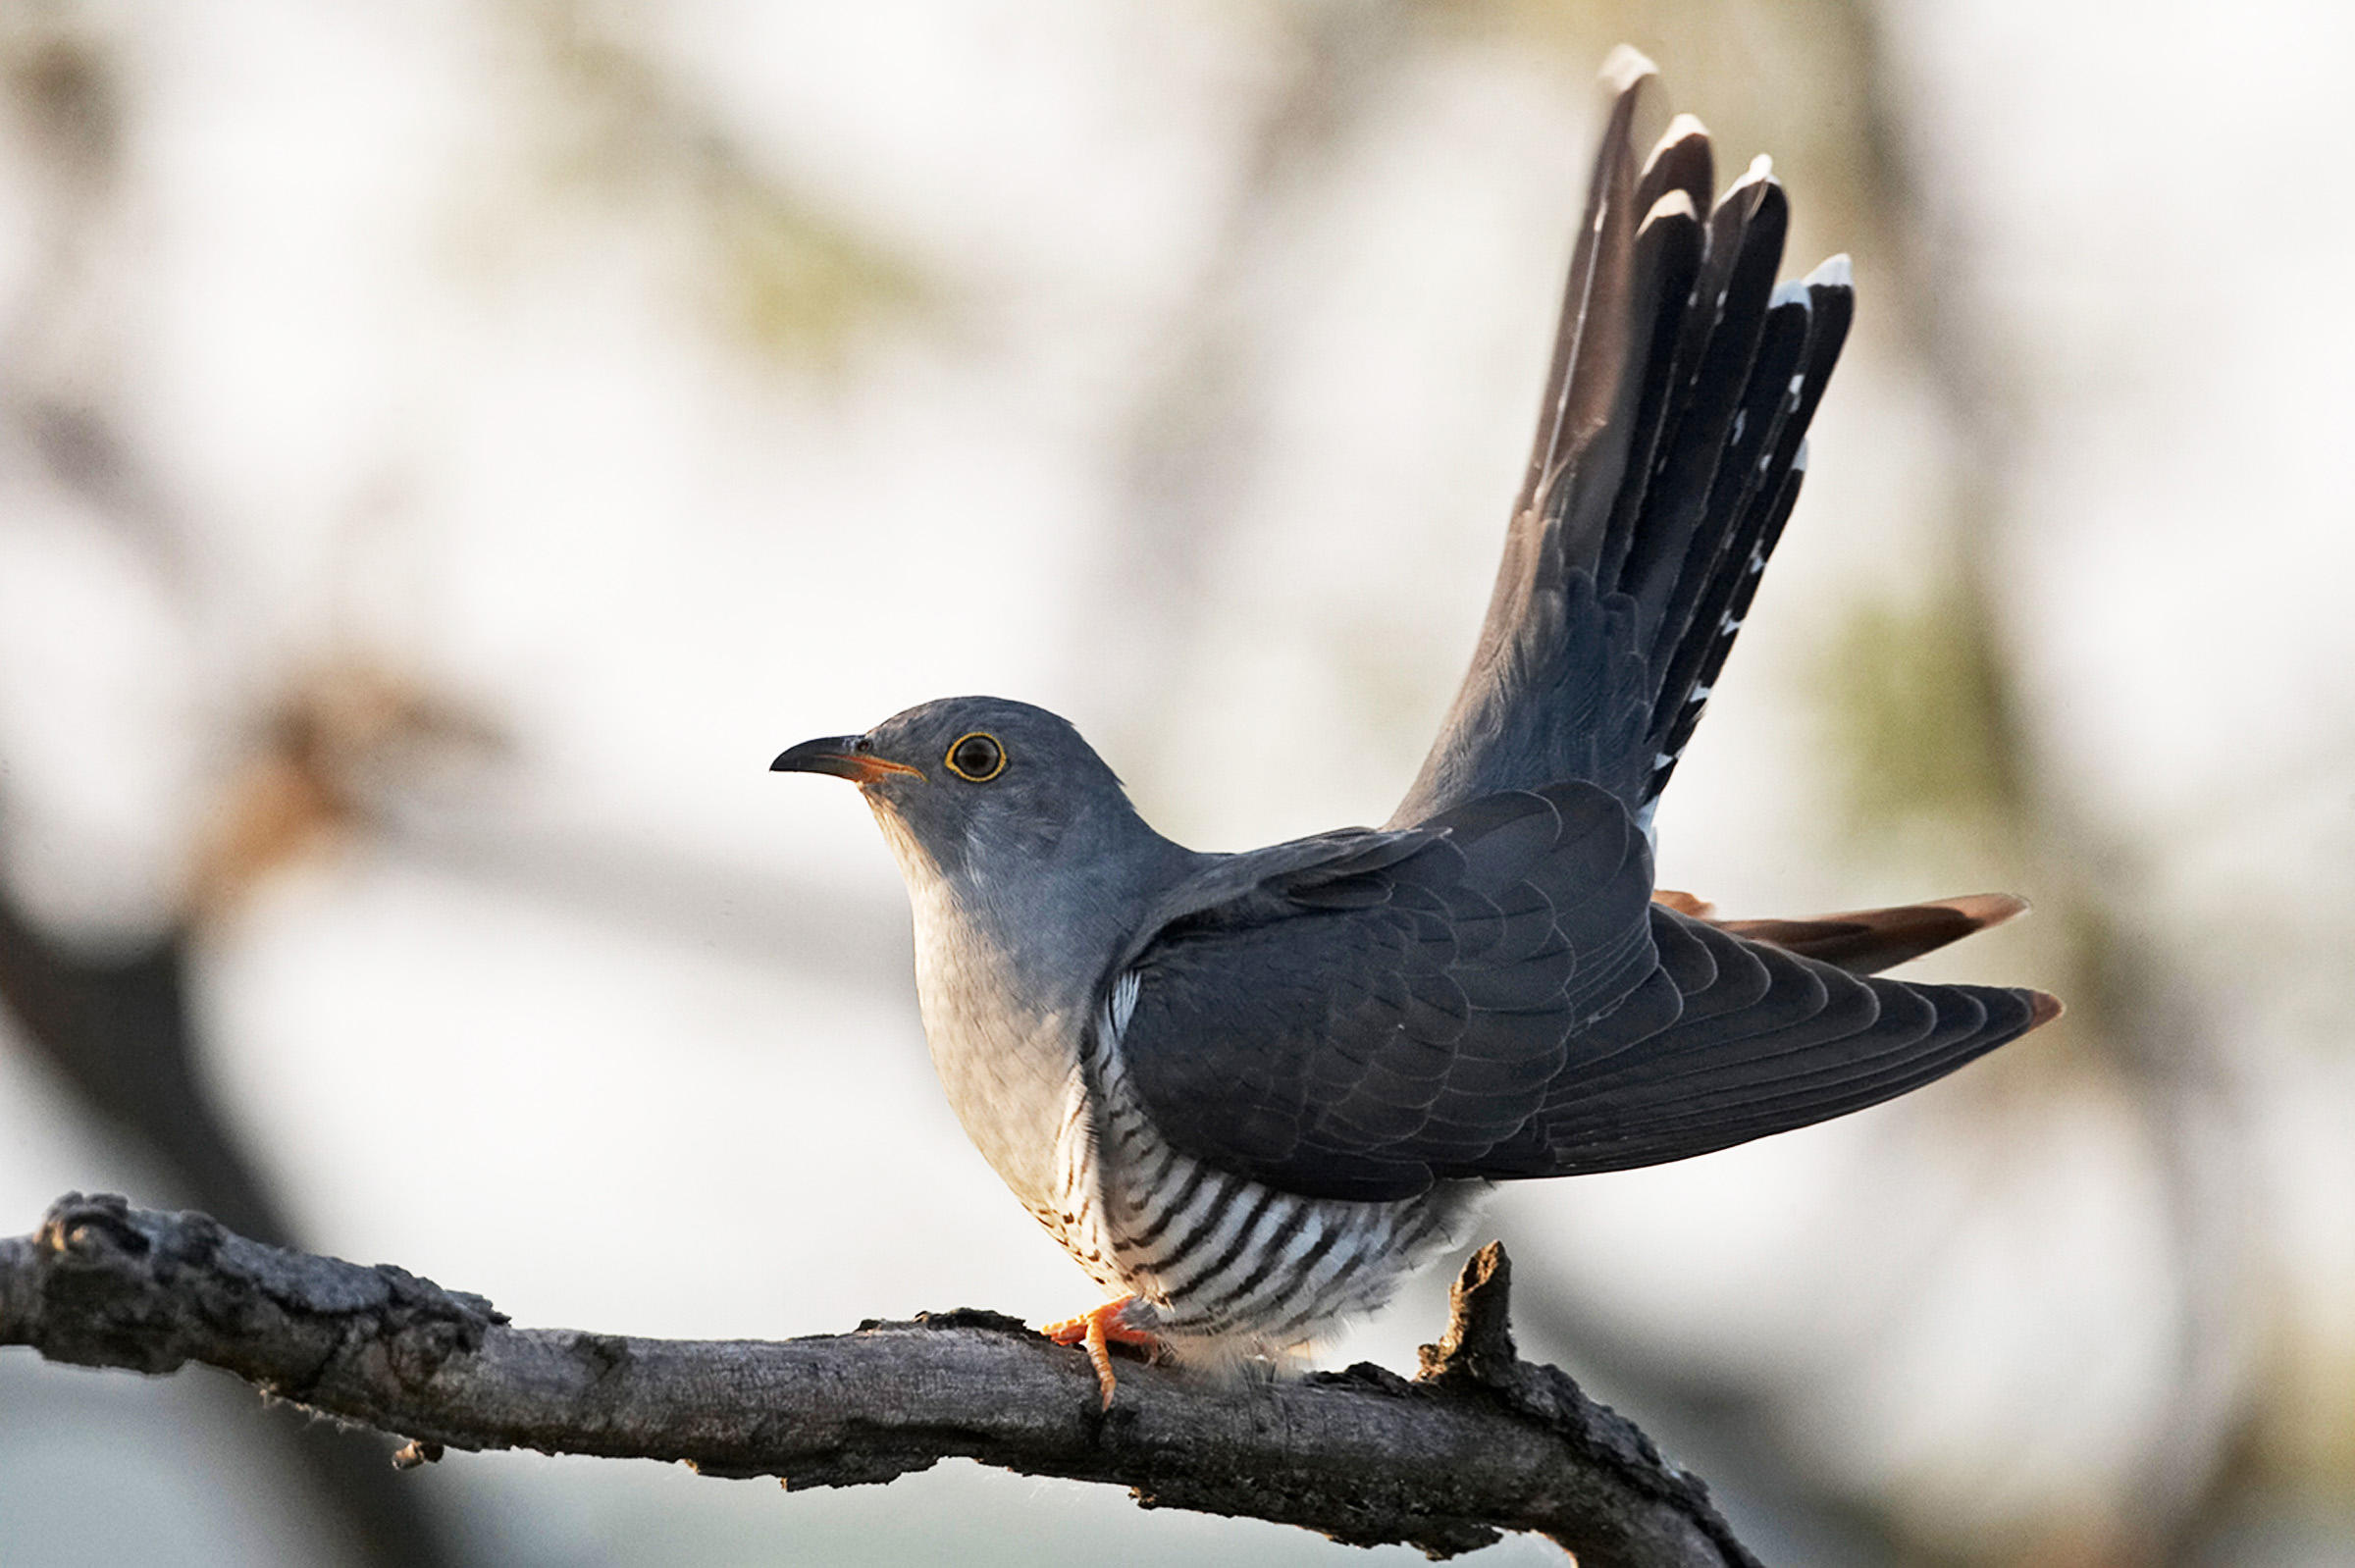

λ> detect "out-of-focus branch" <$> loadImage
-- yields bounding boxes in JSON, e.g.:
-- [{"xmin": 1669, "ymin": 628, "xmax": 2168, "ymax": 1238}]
[
  {"xmin": 0, "ymin": 881, "xmax": 476, "ymax": 1568},
  {"xmin": 2, "ymin": 1194, "xmax": 1756, "ymax": 1568},
  {"xmin": 0, "ymin": 895, "xmax": 286, "ymax": 1249},
  {"xmin": 0, "ymin": 18, "xmax": 470, "ymax": 1562},
  {"xmin": 1076, "ymin": 0, "xmax": 1415, "ymax": 769}
]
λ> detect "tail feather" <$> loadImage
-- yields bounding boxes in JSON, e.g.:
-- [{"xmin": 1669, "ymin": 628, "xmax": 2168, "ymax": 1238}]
[
  {"xmin": 1717, "ymin": 893, "xmax": 2030, "ymax": 976},
  {"xmin": 1634, "ymin": 113, "xmax": 1714, "ymax": 229},
  {"xmin": 1393, "ymin": 64, "xmax": 1852, "ymax": 828},
  {"xmin": 1585, "ymin": 189, "xmax": 1704, "ymax": 590},
  {"xmin": 1610, "ymin": 163, "xmax": 1788, "ymax": 630},
  {"xmin": 1640, "ymin": 280, "xmax": 1809, "ymax": 727},
  {"xmin": 1649, "ymin": 258, "xmax": 1855, "ymax": 784},
  {"xmin": 1511, "ymin": 54, "xmax": 1659, "ymax": 531},
  {"xmin": 1655, "ymin": 888, "xmax": 2031, "ymax": 976}
]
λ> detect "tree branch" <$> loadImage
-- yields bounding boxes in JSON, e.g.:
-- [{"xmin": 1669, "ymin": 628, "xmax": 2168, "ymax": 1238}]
[{"xmin": 0, "ymin": 1193, "xmax": 1754, "ymax": 1565}]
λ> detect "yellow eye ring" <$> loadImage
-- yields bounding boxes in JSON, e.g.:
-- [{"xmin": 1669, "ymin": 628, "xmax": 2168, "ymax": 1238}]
[{"xmin": 943, "ymin": 732, "xmax": 1007, "ymax": 782}]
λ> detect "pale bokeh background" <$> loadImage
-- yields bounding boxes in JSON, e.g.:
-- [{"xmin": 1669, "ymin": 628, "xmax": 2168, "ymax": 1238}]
[{"xmin": 1, "ymin": 2, "xmax": 2350, "ymax": 1565}]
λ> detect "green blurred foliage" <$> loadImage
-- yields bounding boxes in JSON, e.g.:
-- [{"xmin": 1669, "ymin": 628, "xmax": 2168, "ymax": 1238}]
[
  {"xmin": 701, "ymin": 170, "xmax": 928, "ymax": 374},
  {"xmin": 1822, "ymin": 573, "xmax": 2027, "ymax": 840},
  {"xmin": 522, "ymin": 0, "xmax": 932, "ymax": 374}
]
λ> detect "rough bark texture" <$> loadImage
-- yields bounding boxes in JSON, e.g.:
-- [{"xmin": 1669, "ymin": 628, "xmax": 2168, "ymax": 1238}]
[
  {"xmin": 0, "ymin": 1193, "xmax": 1756, "ymax": 1565},
  {"xmin": 0, "ymin": 886, "xmax": 463, "ymax": 1566}
]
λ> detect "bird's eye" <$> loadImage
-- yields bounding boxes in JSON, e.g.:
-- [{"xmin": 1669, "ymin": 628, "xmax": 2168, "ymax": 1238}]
[{"xmin": 944, "ymin": 732, "xmax": 1006, "ymax": 783}]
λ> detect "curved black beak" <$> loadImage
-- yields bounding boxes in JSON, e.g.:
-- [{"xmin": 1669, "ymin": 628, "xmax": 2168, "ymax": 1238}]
[{"xmin": 770, "ymin": 734, "xmax": 923, "ymax": 785}]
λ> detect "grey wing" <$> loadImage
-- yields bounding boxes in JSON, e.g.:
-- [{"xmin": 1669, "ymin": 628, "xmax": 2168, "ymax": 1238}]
[
  {"xmin": 1522, "ymin": 909, "xmax": 2055, "ymax": 1176},
  {"xmin": 1115, "ymin": 782, "xmax": 1661, "ymax": 1202},
  {"xmin": 1393, "ymin": 58, "xmax": 1853, "ymax": 827},
  {"xmin": 1113, "ymin": 783, "xmax": 2055, "ymax": 1203}
]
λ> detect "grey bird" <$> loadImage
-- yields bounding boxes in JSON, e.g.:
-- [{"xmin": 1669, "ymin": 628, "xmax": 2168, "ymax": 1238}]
[{"xmin": 772, "ymin": 53, "xmax": 2059, "ymax": 1404}]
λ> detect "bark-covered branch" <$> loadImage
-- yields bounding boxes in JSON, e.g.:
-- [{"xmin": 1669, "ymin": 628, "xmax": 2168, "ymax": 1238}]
[{"xmin": 0, "ymin": 1193, "xmax": 1754, "ymax": 1565}]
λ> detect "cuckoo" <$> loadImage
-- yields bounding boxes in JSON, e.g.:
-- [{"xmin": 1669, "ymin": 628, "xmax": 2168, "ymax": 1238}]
[{"xmin": 772, "ymin": 52, "xmax": 2060, "ymax": 1406}]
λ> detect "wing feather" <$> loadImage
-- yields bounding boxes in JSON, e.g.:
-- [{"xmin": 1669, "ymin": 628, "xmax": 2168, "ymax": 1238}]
[{"xmin": 1112, "ymin": 795, "xmax": 2053, "ymax": 1202}]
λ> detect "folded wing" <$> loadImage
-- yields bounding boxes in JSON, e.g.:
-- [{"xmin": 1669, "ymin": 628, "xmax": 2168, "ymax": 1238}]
[{"xmin": 1111, "ymin": 783, "xmax": 2055, "ymax": 1202}]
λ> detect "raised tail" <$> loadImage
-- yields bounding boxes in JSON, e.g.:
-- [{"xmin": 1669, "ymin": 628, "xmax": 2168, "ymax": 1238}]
[{"xmin": 1393, "ymin": 51, "xmax": 1852, "ymax": 830}]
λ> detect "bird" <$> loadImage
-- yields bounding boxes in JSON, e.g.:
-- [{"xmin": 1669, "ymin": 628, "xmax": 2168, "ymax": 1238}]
[{"xmin": 771, "ymin": 49, "xmax": 2060, "ymax": 1407}]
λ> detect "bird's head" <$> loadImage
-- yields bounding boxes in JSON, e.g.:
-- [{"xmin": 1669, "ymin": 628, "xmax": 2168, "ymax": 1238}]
[{"xmin": 771, "ymin": 697, "xmax": 1166, "ymax": 892}]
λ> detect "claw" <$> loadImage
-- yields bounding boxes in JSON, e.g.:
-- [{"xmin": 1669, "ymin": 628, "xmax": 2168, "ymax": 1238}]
[{"xmin": 1040, "ymin": 1296, "xmax": 1156, "ymax": 1409}]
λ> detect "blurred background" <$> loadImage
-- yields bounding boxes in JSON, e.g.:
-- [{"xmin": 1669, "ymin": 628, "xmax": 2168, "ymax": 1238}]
[{"xmin": 0, "ymin": 0, "xmax": 2349, "ymax": 1563}]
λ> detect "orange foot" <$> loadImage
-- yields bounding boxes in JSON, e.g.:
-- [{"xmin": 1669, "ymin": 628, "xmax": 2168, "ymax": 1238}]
[{"xmin": 1040, "ymin": 1296, "xmax": 1159, "ymax": 1410}]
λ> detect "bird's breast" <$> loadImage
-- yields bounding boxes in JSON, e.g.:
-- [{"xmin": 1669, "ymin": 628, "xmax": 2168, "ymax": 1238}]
[{"xmin": 907, "ymin": 897, "xmax": 1088, "ymax": 1211}]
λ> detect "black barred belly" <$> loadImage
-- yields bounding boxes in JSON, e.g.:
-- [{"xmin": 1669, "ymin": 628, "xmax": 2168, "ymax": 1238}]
[{"xmin": 1092, "ymin": 1081, "xmax": 1487, "ymax": 1350}]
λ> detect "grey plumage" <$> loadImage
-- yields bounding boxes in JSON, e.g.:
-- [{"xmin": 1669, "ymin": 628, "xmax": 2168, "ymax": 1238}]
[{"xmin": 771, "ymin": 57, "xmax": 2058, "ymax": 1368}]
